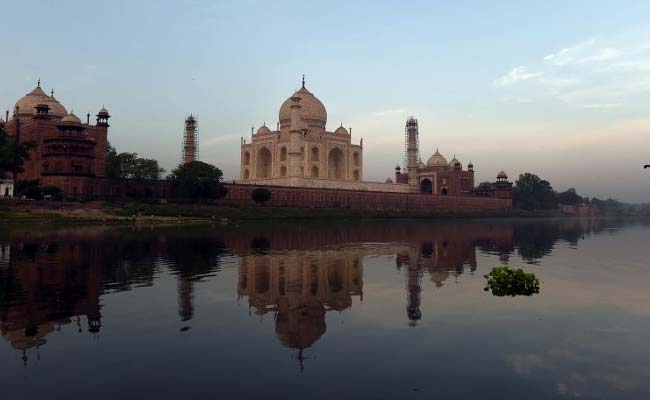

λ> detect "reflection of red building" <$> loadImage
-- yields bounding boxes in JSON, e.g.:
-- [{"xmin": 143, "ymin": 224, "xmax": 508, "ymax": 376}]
[
  {"xmin": 3, "ymin": 81, "xmax": 109, "ymax": 197},
  {"xmin": 0, "ymin": 242, "xmax": 102, "ymax": 364}
]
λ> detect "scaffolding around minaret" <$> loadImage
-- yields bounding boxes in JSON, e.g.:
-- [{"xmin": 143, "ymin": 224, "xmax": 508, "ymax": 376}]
[
  {"xmin": 182, "ymin": 114, "xmax": 199, "ymax": 164},
  {"xmin": 404, "ymin": 116, "xmax": 420, "ymax": 186}
]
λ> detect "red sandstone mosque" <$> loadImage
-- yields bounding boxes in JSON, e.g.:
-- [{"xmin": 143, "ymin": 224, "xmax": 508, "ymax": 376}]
[{"xmin": 1, "ymin": 80, "xmax": 109, "ymax": 196}]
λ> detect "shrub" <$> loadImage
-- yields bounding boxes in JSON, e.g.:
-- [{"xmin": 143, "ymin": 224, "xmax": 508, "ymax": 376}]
[
  {"xmin": 484, "ymin": 266, "xmax": 540, "ymax": 297},
  {"xmin": 251, "ymin": 188, "xmax": 272, "ymax": 205}
]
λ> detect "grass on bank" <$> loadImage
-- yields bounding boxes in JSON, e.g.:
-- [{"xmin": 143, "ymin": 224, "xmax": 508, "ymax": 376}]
[{"xmin": 109, "ymin": 202, "xmax": 511, "ymax": 221}]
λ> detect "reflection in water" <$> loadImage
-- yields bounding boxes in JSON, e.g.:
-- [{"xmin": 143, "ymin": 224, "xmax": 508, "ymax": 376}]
[
  {"xmin": 0, "ymin": 219, "xmax": 638, "ymax": 368},
  {"xmin": 237, "ymin": 247, "xmax": 362, "ymax": 370}
]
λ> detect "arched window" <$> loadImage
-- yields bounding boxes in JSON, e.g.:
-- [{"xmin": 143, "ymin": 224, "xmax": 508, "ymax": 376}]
[
  {"xmin": 244, "ymin": 152, "xmax": 250, "ymax": 165},
  {"xmin": 328, "ymin": 148, "xmax": 346, "ymax": 179},
  {"xmin": 311, "ymin": 165, "xmax": 319, "ymax": 177},
  {"xmin": 441, "ymin": 187, "xmax": 448, "ymax": 196},
  {"xmin": 420, "ymin": 179, "xmax": 433, "ymax": 194},
  {"xmin": 280, "ymin": 165, "xmax": 287, "ymax": 177},
  {"xmin": 280, "ymin": 147, "xmax": 287, "ymax": 162},
  {"xmin": 257, "ymin": 147, "xmax": 272, "ymax": 178},
  {"xmin": 353, "ymin": 152, "xmax": 360, "ymax": 166},
  {"xmin": 311, "ymin": 147, "xmax": 319, "ymax": 162}
]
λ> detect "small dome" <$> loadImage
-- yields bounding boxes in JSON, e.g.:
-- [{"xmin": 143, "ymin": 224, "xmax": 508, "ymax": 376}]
[
  {"xmin": 426, "ymin": 149, "xmax": 448, "ymax": 167},
  {"xmin": 468, "ymin": 161, "xmax": 474, "ymax": 167},
  {"xmin": 334, "ymin": 126, "xmax": 348, "ymax": 135},
  {"xmin": 279, "ymin": 85, "xmax": 327, "ymax": 131},
  {"xmin": 60, "ymin": 111, "xmax": 82, "ymax": 126},
  {"xmin": 98, "ymin": 106, "xmax": 110, "ymax": 116},
  {"xmin": 385, "ymin": 177, "xmax": 393, "ymax": 183},
  {"xmin": 419, "ymin": 160, "xmax": 426, "ymax": 169},
  {"xmin": 256, "ymin": 125, "xmax": 272, "ymax": 135},
  {"xmin": 395, "ymin": 164, "xmax": 401, "ymax": 170},
  {"xmin": 497, "ymin": 170, "xmax": 508, "ymax": 179}
]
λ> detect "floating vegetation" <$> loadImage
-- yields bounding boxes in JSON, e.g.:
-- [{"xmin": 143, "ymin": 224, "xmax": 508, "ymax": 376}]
[{"xmin": 484, "ymin": 266, "xmax": 540, "ymax": 297}]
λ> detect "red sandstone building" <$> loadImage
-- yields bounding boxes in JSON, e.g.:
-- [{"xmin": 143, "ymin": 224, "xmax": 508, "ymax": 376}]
[{"xmin": 3, "ymin": 81, "xmax": 109, "ymax": 196}]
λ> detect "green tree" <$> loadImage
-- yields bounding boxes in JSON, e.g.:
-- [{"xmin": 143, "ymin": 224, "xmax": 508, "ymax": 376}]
[
  {"xmin": 106, "ymin": 143, "xmax": 164, "ymax": 180},
  {"xmin": 512, "ymin": 173, "xmax": 559, "ymax": 210},
  {"xmin": 106, "ymin": 142, "xmax": 121, "ymax": 178},
  {"xmin": 558, "ymin": 188, "xmax": 583, "ymax": 206},
  {"xmin": 168, "ymin": 161, "xmax": 227, "ymax": 201},
  {"xmin": 475, "ymin": 182, "xmax": 494, "ymax": 191},
  {"xmin": 251, "ymin": 187, "xmax": 272, "ymax": 205},
  {"xmin": 0, "ymin": 127, "xmax": 36, "ymax": 177}
]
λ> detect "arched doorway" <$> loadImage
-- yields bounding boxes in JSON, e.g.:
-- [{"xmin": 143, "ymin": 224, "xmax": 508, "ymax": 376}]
[
  {"xmin": 280, "ymin": 165, "xmax": 287, "ymax": 177},
  {"xmin": 353, "ymin": 170, "xmax": 359, "ymax": 180},
  {"xmin": 440, "ymin": 187, "xmax": 448, "ymax": 196},
  {"xmin": 420, "ymin": 179, "xmax": 432, "ymax": 194},
  {"xmin": 328, "ymin": 148, "xmax": 345, "ymax": 179},
  {"xmin": 244, "ymin": 152, "xmax": 250, "ymax": 165},
  {"xmin": 257, "ymin": 147, "xmax": 272, "ymax": 178},
  {"xmin": 280, "ymin": 147, "xmax": 287, "ymax": 162},
  {"xmin": 311, "ymin": 165, "xmax": 319, "ymax": 177},
  {"xmin": 244, "ymin": 169, "xmax": 250, "ymax": 179},
  {"xmin": 311, "ymin": 147, "xmax": 319, "ymax": 161}
]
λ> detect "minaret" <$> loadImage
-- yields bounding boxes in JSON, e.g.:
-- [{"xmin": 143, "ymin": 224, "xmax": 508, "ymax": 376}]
[
  {"xmin": 288, "ymin": 93, "xmax": 303, "ymax": 177},
  {"xmin": 405, "ymin": 117, "xmax": 420, "ymax": 187},
  {"xmin": 182, "ymin": 114, "xmax": 199, "ymax": 164}
]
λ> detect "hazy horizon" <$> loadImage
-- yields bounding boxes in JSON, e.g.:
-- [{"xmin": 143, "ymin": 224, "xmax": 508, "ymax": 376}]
[{"xmin": 2, "ymin": 0, "xmax": 649, "ymax": 202}]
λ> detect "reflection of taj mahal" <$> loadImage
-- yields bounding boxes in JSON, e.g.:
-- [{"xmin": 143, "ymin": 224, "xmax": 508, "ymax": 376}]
[{"xmin": 237, "ymin": 250, "xmax": 363, "ymax": 352}]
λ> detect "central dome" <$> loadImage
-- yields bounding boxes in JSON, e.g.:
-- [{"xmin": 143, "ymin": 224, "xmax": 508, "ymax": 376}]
[
  {"xmin": 279, "ymin": 86, "xmax": 327, "ymax": 131},
  {"xmin": 427, "ymin": 150, "xmax": 448, "ymax": 168},
  {"xmin": 14, "ymin": 84, "xmax": 67, "ymax": 118}
]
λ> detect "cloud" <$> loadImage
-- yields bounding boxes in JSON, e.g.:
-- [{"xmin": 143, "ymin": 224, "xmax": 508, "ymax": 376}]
[
  {"xmin": 373, "ymin": 108, "xmax": 406, "ymax": 117},
  {"xmin": 495, "ymin": 31, "xmax": 650, "ymax": 108},
  {"xmin": 578, "ymin": 103, "xmax": 624, "ymax": 109},
  {"xmin": 543, "ymin": 39, "xmax": 596, "ymax": 66},
  {"xmin": 494, "ymin": 66, "xmax": 541, "ymax": 87},
  {"xmin": 202, "ymin": 134, "xmax": 240, "ymax": 147}
]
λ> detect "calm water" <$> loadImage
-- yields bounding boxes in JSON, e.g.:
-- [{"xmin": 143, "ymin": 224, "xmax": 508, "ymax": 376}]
[{"xmin": 1, "ymin": 219, "xmax": 649, "ymax": 399}]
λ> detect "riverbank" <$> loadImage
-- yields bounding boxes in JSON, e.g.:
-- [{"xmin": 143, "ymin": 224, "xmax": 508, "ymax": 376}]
[{"xmin": 0, "ymin": 200, "xmax": 632, "ymax": 224}]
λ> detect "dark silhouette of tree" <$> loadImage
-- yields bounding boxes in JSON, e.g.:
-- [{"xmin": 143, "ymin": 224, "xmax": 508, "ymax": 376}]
[
  {"xmin": 105, "ymin": 142, "xmax": 164, "ymax": 180},
  {"xmin": 558, "ymin": 188, "xmax": 583, "ymax": 206},
  {"xmin": 252, "ymin": 187, "xmax": 272, "ymax": 205},
  {"xmin": 0, "ymin": 127, "xmax": 36, "ymax": 177},
  {"xmin": 168, "ymin": 161, "xmax": 227, "ymax": 201},
  {"xmin": 512, "ymin": 173, "xmax": 559, "ymax": 210}
]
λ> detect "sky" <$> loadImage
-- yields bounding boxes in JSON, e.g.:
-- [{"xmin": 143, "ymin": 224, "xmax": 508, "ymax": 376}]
[{"xmin": 1, "ymin": 0, "xmax": 649, "ymax": 202}]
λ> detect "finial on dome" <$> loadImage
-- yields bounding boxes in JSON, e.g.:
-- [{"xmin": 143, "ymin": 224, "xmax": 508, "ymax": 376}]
[
  {"xmin": 37, "ymin": 78, "xmax": 41, "ymax": 88},
  {"xmin": 51, "ymin": 89, "xmax": 54, "ymax": 97},
  {"xmin": 302, "ymin": 74, "xmax": 305, "ymax": 88}
]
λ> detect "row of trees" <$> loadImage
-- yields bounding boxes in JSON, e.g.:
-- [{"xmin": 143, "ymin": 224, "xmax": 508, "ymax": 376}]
[
  {"xmin": 510, "ymin": 172, "xmax": 648, "ymax": 215},
  {"xmin": 106, "ymin": 143, "xmax": 165, "ymax": 180}
]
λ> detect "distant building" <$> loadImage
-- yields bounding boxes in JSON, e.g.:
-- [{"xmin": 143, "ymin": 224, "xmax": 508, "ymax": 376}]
[
  {"xmin": 0, "ymin": 178, "xmax": 13, "ymax": 198},
  {"xmin": 4, "ymin": 81, "xmax": 109, "ymax": 197}
]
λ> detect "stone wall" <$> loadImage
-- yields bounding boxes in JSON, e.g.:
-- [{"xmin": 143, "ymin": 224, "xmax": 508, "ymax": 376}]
[
  {"xmin": 236, "ymin": 177, "xmax": 414, "ymax": 193},
  {"xmin": 223, "ymin": 183, "xmax": 512, "ymax": 212}
]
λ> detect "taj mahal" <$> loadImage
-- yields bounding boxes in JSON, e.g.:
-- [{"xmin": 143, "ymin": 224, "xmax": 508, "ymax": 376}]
[{"xmin": 238, "ymin": 78, "xmax": 508, "ymax": 197}]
